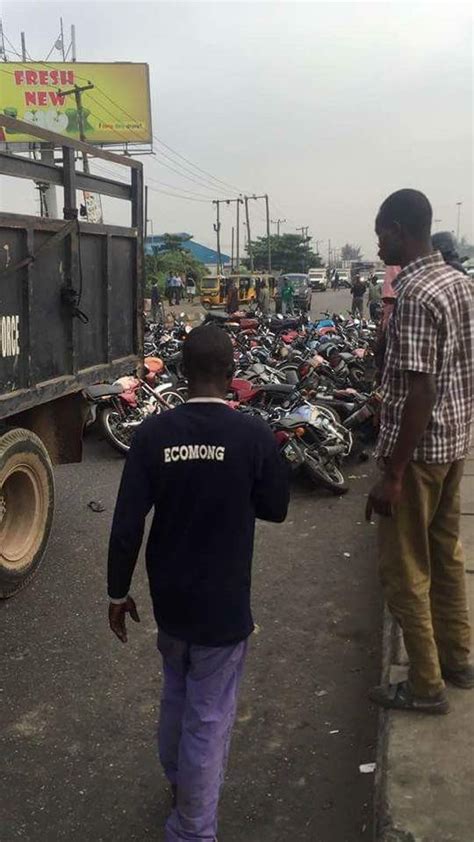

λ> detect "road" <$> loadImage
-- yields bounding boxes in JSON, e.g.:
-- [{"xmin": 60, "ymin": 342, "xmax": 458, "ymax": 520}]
[{"xmin": 0, "ymin": 288, "xmax": 382, "ymax": 842}]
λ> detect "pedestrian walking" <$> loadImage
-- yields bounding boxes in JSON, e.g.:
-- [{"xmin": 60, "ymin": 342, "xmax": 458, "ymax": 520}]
[
  {"xmin": 351, "ymin": 273, "xmax": 366, "ymax": 318},
  {"xmin": 259, "ymin": 278, "xmax": 271, "ymax": 315},
  {"xmin": 281, "ymin": 277, "xmax": 294, "ymax": 315},
  {"xmin": 367, "ymin": 275, "xmax": 382, "ymax": 321},
  {"xmin": 166, "ymin": 274, "xmax": 174, "ymax": 307},
  {"xmin": 107, "ymin": 324, "xmax": 289, "ymax": 842},
  {"xmin": 367, "ymin": 188, "xmax": 474, "ymax": 714},
  {"xmin": 227, "ymin": 279, "xmax": 239, "ymax": 314},
  {"xmin": 151, "ymin": 281, "xmax": 160, "ymax": 323}
]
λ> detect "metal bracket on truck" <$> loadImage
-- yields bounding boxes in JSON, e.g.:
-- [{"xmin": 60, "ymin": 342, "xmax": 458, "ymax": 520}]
[{"xmin": 0, "ymin": 115, "xmax": 144, "ymax": 596}]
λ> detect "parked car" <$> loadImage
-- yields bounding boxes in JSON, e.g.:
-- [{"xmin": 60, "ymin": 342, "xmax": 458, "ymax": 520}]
[
  {"xmin": 308, "ymin": 268, "xmax": 327, "ymax": 292},
  {"xmin": 275, "ymin": 273, "xmax": 312, "ymax": 312}
]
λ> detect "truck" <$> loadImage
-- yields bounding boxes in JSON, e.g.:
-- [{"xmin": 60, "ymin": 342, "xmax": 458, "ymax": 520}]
[{"xmin": 0, "ymin": 115, "xmax": 144, "ymax": 597}]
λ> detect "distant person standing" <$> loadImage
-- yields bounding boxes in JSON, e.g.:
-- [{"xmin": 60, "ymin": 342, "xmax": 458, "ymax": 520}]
[
  {"xmin": 151, "ymin": 281, "xmax": 160, "ymax": 323},
  {"xmin": 166, "ymin": 274, "xmax": 174, "ymax": 307},
  {"xmin": 186, "ymin": 275, "xmax": 196, "ymax": 304},
  {"xmin": 259, "ymin": 279, "xmax": 271, "ymax": 314},
  {"xmin": 227, "ymin": 279, "xmax": 239, "ymax": 314},
  {"xmin": 281, "ymin": 277, "xmax": 294, "ymax": 315},
  {"xmin": 175, "ymin": 275, "xmax": 184, "ymax": 305},
  {"xmin": 368, "ymin": 275, "xmax": 382, "ymax": 321},
  {"xmin": 351, "ymin": 273, "xmax": 367, "ymax": 318}
]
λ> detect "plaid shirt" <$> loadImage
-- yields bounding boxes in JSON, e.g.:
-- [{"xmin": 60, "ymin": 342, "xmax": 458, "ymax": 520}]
[{"xmin": 376, "ymin": 252, "xmax": 473, "ymax": 463}]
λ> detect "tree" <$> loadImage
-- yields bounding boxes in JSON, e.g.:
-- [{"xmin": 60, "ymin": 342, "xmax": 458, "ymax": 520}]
[
  {"xmin": 160, "ymin": 232, "xmax": 192, "ymax": 252},
  {"xmin": 246, "ymin": 234, "xmax": 323, "ymax": 273},
  {"xmin": 341, "ymin": 243, "xmax": 362, "ymax": 261}
]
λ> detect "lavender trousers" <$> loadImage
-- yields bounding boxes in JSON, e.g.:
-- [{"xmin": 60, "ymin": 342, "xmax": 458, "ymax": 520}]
[{"xmin": 157, "ymin": 629, "xmax": 248, "ymax": 842}]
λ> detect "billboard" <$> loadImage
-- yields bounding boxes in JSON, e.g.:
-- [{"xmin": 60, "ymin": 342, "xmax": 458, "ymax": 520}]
[{"xmin": 0, "ymin": 62, "xmax": 152, "ymax": 145}]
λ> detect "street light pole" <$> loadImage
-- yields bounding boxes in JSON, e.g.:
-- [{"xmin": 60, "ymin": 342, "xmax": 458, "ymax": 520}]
[{"xmin": 456, "ymin": 202, "xmax": 462, "ymax": 242}]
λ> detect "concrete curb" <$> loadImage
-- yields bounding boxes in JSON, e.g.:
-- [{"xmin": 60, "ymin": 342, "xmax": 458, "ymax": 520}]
[
  {"xmin": 373, "ymin": 608, "xmax": 405, "ymax": 842},
  {"xmin": 373, "ymin": 609, "xmax": 420, "ymax": 842}
]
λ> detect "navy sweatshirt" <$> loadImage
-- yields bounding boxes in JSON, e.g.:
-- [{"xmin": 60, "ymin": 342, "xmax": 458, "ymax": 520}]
[{"xmin": 107, "ymin": 400, "xmax": 289, "ymax": 646}]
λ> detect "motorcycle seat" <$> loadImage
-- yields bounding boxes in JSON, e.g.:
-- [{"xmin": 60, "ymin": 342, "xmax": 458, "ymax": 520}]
[
  {"xmin": 85, "ymin": 383, "xmax": 123, "ymax": 399},
  {"xmin": 259, "ymin": 383, "xmax": 296, "ymax": 395},
  {"xmin": 276, "ymin": 416, "xmax": 305, "ymax": 429}
]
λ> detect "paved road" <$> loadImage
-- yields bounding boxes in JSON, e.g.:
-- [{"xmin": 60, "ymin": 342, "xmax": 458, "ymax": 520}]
[{"xmin": 1, "ymin": 287, "xmax": 382, "ymax": 842}]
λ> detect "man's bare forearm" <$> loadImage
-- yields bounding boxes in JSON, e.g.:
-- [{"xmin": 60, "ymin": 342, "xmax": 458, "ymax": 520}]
[{"xmin": 386, "ymin": 372, "xmax": 436, "ymax": 479}]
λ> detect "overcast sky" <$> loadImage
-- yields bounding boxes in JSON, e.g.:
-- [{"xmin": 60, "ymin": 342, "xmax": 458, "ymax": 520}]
[{"xmin": 1, "ymin": 0, "xmax": 473, "ymax": 259}]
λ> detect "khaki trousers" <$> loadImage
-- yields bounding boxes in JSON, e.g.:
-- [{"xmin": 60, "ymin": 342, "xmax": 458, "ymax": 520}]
[{"xmin": 378, "ymin": 460, "xmax": 471, "ymax": 697}]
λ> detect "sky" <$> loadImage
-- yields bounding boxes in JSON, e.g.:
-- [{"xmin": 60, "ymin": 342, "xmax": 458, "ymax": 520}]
[{"xmin": 1, "ymin": 0, "xmax": 473, "ymax": 260}]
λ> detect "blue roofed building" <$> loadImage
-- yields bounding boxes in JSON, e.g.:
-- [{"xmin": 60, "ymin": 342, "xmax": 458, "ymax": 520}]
[{"xmin": 145, "ymin": 233, "xmax": 231, "ymax": 270}]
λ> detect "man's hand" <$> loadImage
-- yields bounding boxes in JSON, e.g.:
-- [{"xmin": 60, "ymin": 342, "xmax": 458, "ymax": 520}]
[
  {"xmin": 366, "ymin": 472, "xmax": 403, "ymax": 520},
  {"xmin": 108, "ymin": 596, "xmax": 140, "ymax": 643}
]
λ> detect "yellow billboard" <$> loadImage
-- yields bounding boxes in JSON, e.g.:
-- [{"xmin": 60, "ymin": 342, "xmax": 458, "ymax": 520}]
[{"xmin": 0, "ymin": 62, "xmax": 152, "ymax": 145}]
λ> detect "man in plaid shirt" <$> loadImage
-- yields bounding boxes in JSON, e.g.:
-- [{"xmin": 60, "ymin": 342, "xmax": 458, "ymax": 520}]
[{"xmin": 367, "ymin": 189, "xmax": 473, "ymax": 715}]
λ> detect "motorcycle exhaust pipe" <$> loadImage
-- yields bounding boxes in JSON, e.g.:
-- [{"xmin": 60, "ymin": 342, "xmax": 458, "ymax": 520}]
[{"xmin": 319, "ymin": 444, "xmax": 346, "ymax": 456}]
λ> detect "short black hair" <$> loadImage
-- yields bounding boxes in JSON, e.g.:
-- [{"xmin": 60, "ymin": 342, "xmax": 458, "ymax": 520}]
[
  {"xmin": 183, "ymin": 324, "xmax": 234, "ymax": 382},
  {"xmin": 377, "ymin": 189, "xmax": 432, "ymax": 238}
]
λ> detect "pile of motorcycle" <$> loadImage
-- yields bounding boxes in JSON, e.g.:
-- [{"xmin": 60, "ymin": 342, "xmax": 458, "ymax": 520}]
[{"xmin": 86, "ymin": 308, "xmax": 381, "ymax": 495}]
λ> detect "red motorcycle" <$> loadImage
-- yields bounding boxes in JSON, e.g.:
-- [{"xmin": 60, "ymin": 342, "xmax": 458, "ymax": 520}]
[{"xmin": 85, "ymin": 357, "xmax": 184, "ymax": 454}]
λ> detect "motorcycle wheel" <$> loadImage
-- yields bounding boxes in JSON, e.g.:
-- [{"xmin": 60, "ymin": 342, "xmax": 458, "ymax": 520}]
[
  {"xmin": 160, "ymin": 390, "xmax": 185, "ymax": 409},
  {"xmin": 303, "ymin": 450, "xmax": 348, "ymax": 495},
  {"xmin": 349, "ymin": 366, "xmax": 365, "ymax": 388},
  {"xmin": 99, "ymin": 407, "xmax": 134, "ymax": 455}
]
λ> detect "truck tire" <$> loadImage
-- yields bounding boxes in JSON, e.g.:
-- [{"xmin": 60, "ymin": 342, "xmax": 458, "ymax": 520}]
[{"xmin": 0, "ymin": 428, "xmax": 54, "ymax": 598}]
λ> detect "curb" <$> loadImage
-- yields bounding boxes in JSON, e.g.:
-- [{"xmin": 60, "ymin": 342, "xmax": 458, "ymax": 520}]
[{"xmin": 373, "ymin": 609, "xmax": 414, "ymax": 842}]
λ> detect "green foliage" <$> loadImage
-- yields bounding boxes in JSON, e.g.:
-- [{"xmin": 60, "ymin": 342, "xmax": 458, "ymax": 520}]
[
  {"xmin": 341, "ymin": 243, "xmax": 363, "ymax": 261},
  {"xmin": 246, "ymin": 234, "xmax": 323, "ymax": 273},
  {"xmin": 144, "ymin": 249, "xmax": 207, "ymax": 295},
  {"xmin": 160, "ymin": 232, "xmax": 192, "ymax": 252}
]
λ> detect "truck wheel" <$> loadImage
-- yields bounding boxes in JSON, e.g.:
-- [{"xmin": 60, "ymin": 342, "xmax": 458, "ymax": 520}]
[{"xmin": 0, "ymin": 429, "xmax": 54, "ymax": 598}]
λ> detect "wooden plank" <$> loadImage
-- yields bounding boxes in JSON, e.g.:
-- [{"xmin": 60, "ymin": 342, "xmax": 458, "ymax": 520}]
[
  {"xmin": 0, "ymin": 356, "xmax": 140, "ymax": 420},
  {"xmin": 0, "ymin": 114, "xmax": 142, "ymax": 169}
]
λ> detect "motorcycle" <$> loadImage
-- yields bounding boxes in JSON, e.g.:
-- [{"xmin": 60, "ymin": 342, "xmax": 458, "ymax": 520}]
[{"xmin": 85, "ymin": 373, "xmax": 184, "ymax": 454}]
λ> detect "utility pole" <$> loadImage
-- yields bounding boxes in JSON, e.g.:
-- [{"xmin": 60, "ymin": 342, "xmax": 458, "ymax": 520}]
[
  {"xmin": 264, "ymin": 194, "xmax": 271, "ymax": 273},
  {"xmin": 17, "ymin": 28, "xmax": 58, "ymax": 217},
  {"xmin": 0, "ymin": 21, "xmax": 7, "ymax": 61},
  {"xmin": 216, "ymin": 197, "xmax": 243, "ymax": 273},
  {"xmin": 456, "ymin": 202, "xmax": 462, "ymax": 242},
  {"xmin": 231, "ymin": 227, "xmax": 235, "ymax": 272},
  {"xmin": 60, "ymin": 17, "xmax": 66, "ymax": 60},
  {"xmin": 212, "ymin": 200, "xmax": 222, "ymax": 275},
  {"xmin": 271, "ymin": 218, "xmax": 286, "ymax": 237},
  {"xmin": 327, "ymin": 238, "xmax": 331, "ymax": 266},
  {"xmin": 57, "ymin": 82, "xmax": 94, "ymax": 173},
  {"xmin": 244, "ymin": 196, "xmax": 254, "ymax": 272},
  {"xmin": 296, "ymin": 226, "xmax": 310, "ymax": 272},
  {"xmin": 236, "ymin": 196, "xmax": 242, "ymax": 274},
  {"xmin": 71, "ymin": 24, "xmax": 76, "ymax": 61}
]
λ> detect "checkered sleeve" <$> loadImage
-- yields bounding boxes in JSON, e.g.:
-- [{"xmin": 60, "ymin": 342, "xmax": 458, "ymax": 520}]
[{"xmin": 396, "ymin": 296, "xmax": 438, "ymax": 374}]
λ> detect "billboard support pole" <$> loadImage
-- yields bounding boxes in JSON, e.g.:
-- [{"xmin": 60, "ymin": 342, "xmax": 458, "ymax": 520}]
[{"xmin": 71, "ymin": 24, "xmax": 76, "ymax": 62}]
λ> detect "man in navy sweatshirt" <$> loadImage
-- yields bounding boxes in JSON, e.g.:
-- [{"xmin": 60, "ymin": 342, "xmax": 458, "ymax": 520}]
[{"xmin": 108, "ymin": 324, "xmax": 289, "ymax": 842}]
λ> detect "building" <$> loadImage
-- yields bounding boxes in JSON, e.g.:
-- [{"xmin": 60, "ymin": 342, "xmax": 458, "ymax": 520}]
[{"xmin": 145, "ymin": 233, "xmax": 231, "ymax": 272}]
